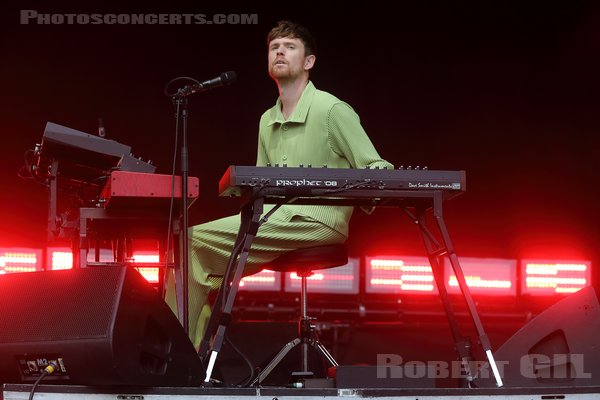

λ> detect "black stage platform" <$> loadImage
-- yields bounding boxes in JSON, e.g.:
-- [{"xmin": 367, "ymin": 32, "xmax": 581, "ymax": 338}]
[{"xmin": 4, "ymin": 384, "xmax": 600, "ymax": 400}]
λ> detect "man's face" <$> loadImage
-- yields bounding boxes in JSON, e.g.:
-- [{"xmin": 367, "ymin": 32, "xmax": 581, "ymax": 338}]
[{"xmin": 268, "ymin": 36, "xmax": 314, "ymax": 81}]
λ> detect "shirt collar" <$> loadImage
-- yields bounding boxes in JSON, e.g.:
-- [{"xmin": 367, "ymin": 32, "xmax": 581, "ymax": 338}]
[{"xmin": 267, "ymin": 81, "xmax": 316, "ymax": 126}]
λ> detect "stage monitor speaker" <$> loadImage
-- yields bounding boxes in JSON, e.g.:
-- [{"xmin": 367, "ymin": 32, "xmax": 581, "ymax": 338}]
[
  {"xmin": 474, "ymin": 285, "xmax": 600, "ymax": 387},
  {"xmin": 0, "ymin": 266, "xmax": 202, "ymax": 386}
]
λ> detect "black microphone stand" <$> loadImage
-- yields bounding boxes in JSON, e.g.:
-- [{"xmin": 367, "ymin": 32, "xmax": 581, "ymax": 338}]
[
  {"xmin": 166, "ymin": 72, "xmax": 236, "ymax": 340},
  {"xmin": 172, "ymin": 94, "xmax": 190, "ymax": 336}
]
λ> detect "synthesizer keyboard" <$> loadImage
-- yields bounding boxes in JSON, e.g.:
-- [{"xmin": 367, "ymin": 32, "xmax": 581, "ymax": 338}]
[{"xmin": 219, "ymin": 166, "xmax": 466, "ymax": 204}]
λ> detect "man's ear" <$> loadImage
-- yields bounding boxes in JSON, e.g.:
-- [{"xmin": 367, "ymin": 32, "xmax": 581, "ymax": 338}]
[{"xmin": 304, "ymin": 54, "xmax": 316, "ymax": 71}]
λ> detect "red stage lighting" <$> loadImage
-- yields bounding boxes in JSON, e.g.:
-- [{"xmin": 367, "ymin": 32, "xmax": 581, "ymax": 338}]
[
  {"xmin": 365, "ymin": 256, "xmax": 437, "ymax": 294},
  {"xmin": 47, "ymin": 247, "xmax": 73, "ymax": 270},
  {"xmin": 521, "ymin": 259, "xmax": 591, "ymax": 295},
  {"xmin": 284, "ymin": 258, "xmax": 359, "ymax": 294},
  {"xmin": 46, "ymin": 248, "xmax": 161, "ymax": 284},
  {"xmin": 131, "ymin": 252, "xmax": 161, "ymax": 284},
  {"xmin": 240, "ymin": 269, "xmax": 282, "ymax": 292},
  {"xmin": 444, "ymin": 257, "xmax": 516, "ymax": 296},
  {"xmin": 0, "ymin": 248, "xmax": 42, "ymax": 274}
]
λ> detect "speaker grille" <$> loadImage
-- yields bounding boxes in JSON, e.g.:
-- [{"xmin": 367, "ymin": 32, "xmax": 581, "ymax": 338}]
[{"xmin": 0, "ymin": 268, "xmax": 123, "ymax": 342}]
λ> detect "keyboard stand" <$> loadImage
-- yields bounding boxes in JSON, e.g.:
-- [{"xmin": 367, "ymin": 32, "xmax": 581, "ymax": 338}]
[{"xmin": 198, "ymin": 188, "xmax": 503, "ymax": 387}]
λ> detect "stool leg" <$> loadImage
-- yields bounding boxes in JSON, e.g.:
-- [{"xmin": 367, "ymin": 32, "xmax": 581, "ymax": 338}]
[
  {"xmin": 251, "ymin": 270, "xmax": 339, "ymax": 386},
  {"xmin": 301, "ymin": 273, "xmax": 308, "ymax": 317},
  {"xmin": 301, "ymin": 274, "xmax": 309, "ymax": 373},
  {"xmin": 311, "ymin": 340, "xmax": 339, "ymax": 367}
]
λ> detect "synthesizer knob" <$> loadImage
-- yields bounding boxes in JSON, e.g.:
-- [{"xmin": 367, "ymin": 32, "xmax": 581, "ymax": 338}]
[
  {"xmin": 375, "ymin": 166, "xmax": 380, "ymax": 169},
  {"xmin": 307, "ymin": 164, "xmax": 312, "ymax": 168},
  {"xmin": 299, "ymin": 164, "xmax": 304, "ymax": 168},
  {"xmin": 267, "ymin": 163, "xmax": 272, "ymax": 167},
  {"xmin": 322, "ymin": 164, "xmax": 328, "ymax": 168},
  {"xmin": 398, "ymin": 165, "xmax": 404, "ymax": 170},
  {"xmin": 424, "ymin": 166, "xmax": 428, "ymax": 170},
  {"xmin": 407, "ymin": 166, "xmax": 412, "ymax": 170},
  {"xmin": 275, "ymin": 163, "xmax": 279, "ymax": 167},
  {"xmin": 415, "ymin": 166, "xmax": 420, "ymax": 170},
  {"xmin": 283, "ymin": 163, "xmax": 288, "ymax": 167}
]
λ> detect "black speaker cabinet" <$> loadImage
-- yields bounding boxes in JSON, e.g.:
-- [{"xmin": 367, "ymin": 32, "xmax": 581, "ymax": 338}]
[
  {"xmin": 474, "ymin": 286, "xmax": 600, "ymax": 387},
  {"xmin": 0, "ymin": 266, "xmax": 202, "ymax": 386}
]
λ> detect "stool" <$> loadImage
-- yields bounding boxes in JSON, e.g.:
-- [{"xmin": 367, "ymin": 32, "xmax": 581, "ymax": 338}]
[{"xmin": 252, "ymin": 244, "xmax": 348, "ymax": 385}]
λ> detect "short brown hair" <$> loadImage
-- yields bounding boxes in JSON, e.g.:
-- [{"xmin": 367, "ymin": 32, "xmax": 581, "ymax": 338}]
[{"xmin": 267, "ymin": 20, "xmax": 317, "ymax": 56}]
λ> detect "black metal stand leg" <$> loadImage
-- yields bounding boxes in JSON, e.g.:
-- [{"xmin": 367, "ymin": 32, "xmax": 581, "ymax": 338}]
[
  {"xmin": 178, "ymin": 98, "xmax": 191, "ymax": 335},
  {"xmin": 429, "ymin": 193, "xmax": 503, "ymax": 387},
  {"xmin": 250, "ymin": 336, "xmax": 339, "ymax": 386},
  {"xmin": 311, "ymin": 340, "xmax": 338, "ymax": 367},
  {"xmin": 171, "ymin": 220, "xmax": 185, "ymax": 322},
  {"xmin": 47, "ymin": 160, "xmax": 59, "ymax": 242},
  {"xmin": 412, "ymin": 206, "xmax": 475, "ymax": 387},
  {"xmin": 201, "ymin": 197, "xmax": 264, "ymax": 383},
  {"xmin": 198, "ymin": 202, "xmax": 254, "ymax": 359},
  {"xmin": 77, "ymin": 211, "xmax": 88, "ymax": 268},
  {"xmin": 252, "ymin": 338, "xmax": 302, "ymax": 385},
  {"xmin": 404, "ymin": 191, "xmax": 503, "ymax": 387},
  {"xmin": 300, "ymin": 274, "xmax": 310, "ymax": 373}
]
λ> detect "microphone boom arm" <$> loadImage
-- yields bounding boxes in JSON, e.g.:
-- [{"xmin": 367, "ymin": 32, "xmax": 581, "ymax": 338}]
[{"xmin": 172, "ymin": 71, "xmax": 236, "ymax": 98}]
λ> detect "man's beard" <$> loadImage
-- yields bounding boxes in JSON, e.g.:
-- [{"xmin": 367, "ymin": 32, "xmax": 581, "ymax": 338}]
[{"xmin": 269, "ymin": 66, "xmax": 292, "ymax": 80}]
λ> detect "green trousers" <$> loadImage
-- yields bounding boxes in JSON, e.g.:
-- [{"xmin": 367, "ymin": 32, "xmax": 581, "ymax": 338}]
[{"xmin": 165, "ymin": 205, "xmax": 347, "ymax": 347}]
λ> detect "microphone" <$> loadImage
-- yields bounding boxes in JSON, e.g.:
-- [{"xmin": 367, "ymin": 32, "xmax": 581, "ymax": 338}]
[{"xmin": 177, "ymin": 71, "xmax": 237, "ymax": 97}]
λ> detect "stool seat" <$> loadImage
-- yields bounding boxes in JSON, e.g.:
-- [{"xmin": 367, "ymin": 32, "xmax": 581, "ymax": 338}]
[{"xmin": 261, "ymin": 244, "xmax": 348, "ymax": 273}]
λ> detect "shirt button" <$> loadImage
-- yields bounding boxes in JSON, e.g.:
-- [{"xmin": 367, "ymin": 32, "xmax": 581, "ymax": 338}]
[
  {"xmin": 282, "ymin": 155, "xmax": 287, "ymax": 161},
  {"xmin": 282, "ymin": 125, "xmax": 289, "ymax": 131}
]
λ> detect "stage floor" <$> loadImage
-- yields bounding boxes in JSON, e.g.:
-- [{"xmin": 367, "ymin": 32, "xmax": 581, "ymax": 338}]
[{"xmin": 4, "ymin": 385, "xmax": 600, "ymax": 400}]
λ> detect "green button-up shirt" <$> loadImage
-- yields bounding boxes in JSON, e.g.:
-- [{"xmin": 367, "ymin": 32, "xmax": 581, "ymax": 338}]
[{"xmin": 257, "ymin": 81, "xmax": 393, "ymax": 237}]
